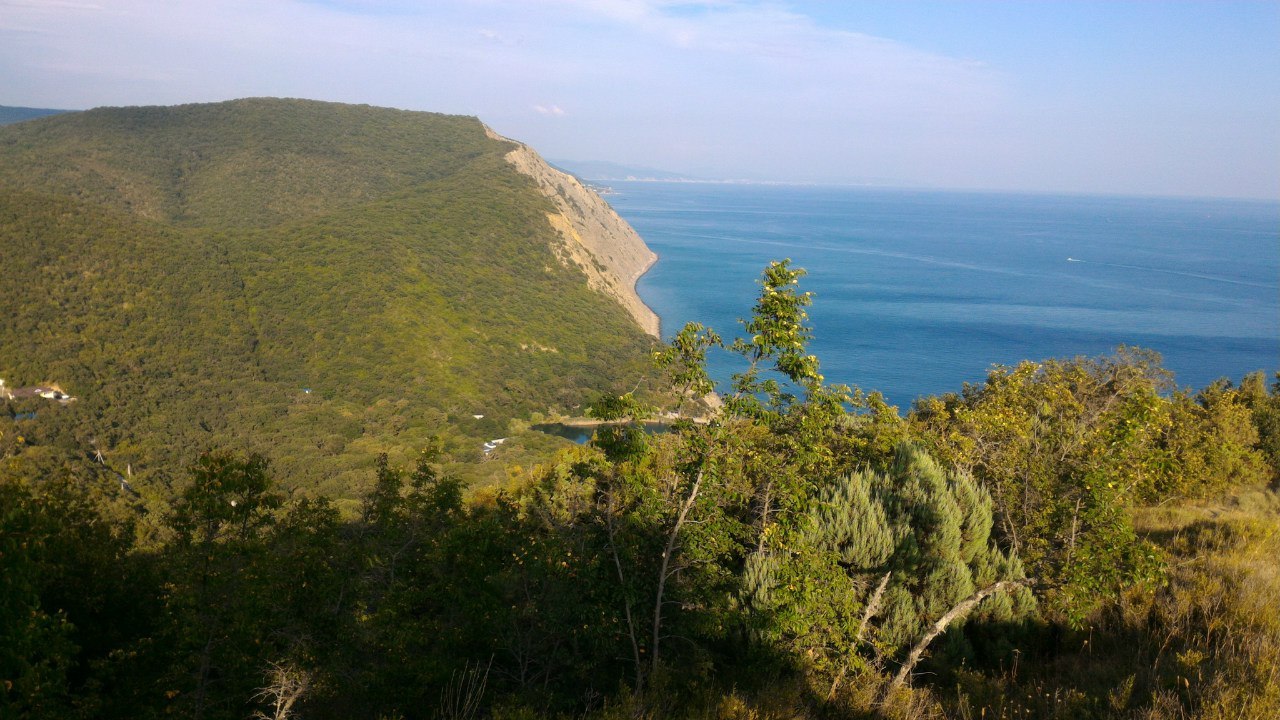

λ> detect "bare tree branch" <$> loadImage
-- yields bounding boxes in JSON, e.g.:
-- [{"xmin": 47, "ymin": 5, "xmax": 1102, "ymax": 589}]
[{"xmin": 884, "ymin": 579, "xmax": 1027, "ymax": 701}]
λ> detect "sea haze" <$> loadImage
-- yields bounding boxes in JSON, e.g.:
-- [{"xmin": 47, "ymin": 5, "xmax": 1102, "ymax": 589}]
[{"xmin": 610, "ymin": 183, "xmax": 1280, "ymax": 409}]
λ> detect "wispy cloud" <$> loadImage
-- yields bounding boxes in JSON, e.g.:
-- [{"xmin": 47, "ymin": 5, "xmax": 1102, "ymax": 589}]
[
  {"xmin": 0, "ymin": 0, "xmax": 1005, "ymax": 179},
  {"xmin": 2, "ymin": 0, "xmax": 1274, "ymax": 196}
]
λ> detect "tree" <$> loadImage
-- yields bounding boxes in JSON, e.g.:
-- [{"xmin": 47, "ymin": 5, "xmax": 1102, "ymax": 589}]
[
  {"xmin": 0, "ymin": 468, "xmax": 163, "ymax": 720},
  {"xmin": 160, "ymin": 451, "xmax": 283, "ymax": 720},
  {"xmin": 0, "ymin": 482, "xmax": 77, "ymax": 720},
  {"xmin": 511, "ymin": 260, "xmax": 849, "ymax": 696},
  {"xmin": 1161, "ymin": 380, "xmax": 1269, "ymax": 495},
  {"xmin": 1236, "ymin": 371, "xmax": 1280, "ymax": 484},
  {"xmin": 549, "ymin": 260, "xmax": 960, "ymax": 699},
  {"xmin": 741, "ymin": 444, "xmax": 1032, "ymax": 690},
  {"xmin": 909, "ymin": 349, "xmax": 1173, "ymax": 620}
]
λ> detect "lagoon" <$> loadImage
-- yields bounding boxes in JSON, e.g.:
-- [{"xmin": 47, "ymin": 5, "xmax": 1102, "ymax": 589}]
[{"xmin": 531, "ymin": 422, "xmax": 674, "ymax": 445}]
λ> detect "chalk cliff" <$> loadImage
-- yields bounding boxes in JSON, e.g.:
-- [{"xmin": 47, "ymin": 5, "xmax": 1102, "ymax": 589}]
[{"xmin": 491, "ymin": 128, "xmax": 660, "ymax": 337}]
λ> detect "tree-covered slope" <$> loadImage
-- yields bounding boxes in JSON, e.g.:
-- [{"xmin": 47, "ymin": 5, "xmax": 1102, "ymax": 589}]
[
  {"xmin": 0, "ymin": 98, "xmax": 505, "ymax": 227},
  {"xmin": 0, "ymin": 99, "xmax": 656, "ymax": 500}
]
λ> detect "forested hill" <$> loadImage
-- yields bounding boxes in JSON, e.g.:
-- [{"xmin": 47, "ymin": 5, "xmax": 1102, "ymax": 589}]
[{"xmin": 0, "ymin": 98, "xmax": 657, "ymax": 501}]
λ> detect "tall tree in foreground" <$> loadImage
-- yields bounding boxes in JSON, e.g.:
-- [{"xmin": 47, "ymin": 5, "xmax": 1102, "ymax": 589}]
[
  {"xmin": 741, "ymin": 444, "xmax": 1033, "ymax": 698},
  {"xmin": 159, "ymin": 452, "xmax": 282, "ymax": 720}
]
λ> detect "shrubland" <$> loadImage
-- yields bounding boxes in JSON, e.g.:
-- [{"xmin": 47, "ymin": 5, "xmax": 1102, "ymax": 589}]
[{"xmin": 3, "ymin": 260, "xmax": 1276, "ymax": 719}]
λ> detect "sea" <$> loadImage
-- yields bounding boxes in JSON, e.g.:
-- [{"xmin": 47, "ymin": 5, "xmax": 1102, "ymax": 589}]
[{"xmin": 606, "ymin": 182, "xmax": 1279, "ymax": 410}]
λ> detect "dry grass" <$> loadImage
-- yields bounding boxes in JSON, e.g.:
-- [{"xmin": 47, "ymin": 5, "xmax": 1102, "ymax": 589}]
[{"xmin": 941, "ymin": 487, "xmax": 1280, "ymax": 719}]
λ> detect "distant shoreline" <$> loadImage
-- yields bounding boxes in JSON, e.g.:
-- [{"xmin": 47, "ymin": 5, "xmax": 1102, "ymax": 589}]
[{"xmin": 604, "ymin": 177, "xmax": 1280, "ymax": 204}]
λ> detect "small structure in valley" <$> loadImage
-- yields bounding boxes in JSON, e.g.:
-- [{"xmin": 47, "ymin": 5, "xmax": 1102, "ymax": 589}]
[{"xmin": 4, "ymin": 381, "xmax": 76, "ymax": 403}]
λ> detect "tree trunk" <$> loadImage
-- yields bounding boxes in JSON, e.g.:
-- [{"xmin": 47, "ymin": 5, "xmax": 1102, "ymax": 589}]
[
  {"xmin": 651, "ymin": 468, "xmax": 704, "ymax": 677},
  {"xmin": 855, "ymin": 571, "xmax": 892, "ymax": 647},
  {"xmin": 884, "ymin": 579, "xmax": 1024, "ymax": 700},
  {"xmin": 828, "ymin": 571, "xmax": 893, "ymax": 701},
  {"xmin": 604, "ymin": 492, "xmax": 645, "ymax": 692},
  {"xmin": 755, "ymin": 480, "xmax": 774, "ymax": 555}
]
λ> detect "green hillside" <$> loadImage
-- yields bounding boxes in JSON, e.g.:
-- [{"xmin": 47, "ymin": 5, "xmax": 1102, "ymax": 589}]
[
  {"xmin": 0, "ymin": 99, "xmax": 655, "ymax": 501},
  {"xmin": 3, "ymin": 258, "xmax": 1275, "ymax": 720}
]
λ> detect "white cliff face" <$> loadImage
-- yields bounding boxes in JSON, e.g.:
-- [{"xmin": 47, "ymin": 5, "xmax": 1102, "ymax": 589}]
[{"xmin": 489, "ymin": 128, "xmax": 660, "ymax": 338}]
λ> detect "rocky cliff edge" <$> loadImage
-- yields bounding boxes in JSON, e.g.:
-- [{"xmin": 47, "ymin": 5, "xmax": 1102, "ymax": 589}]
[{"xmin": 489, "ymin": 128, "xmax": 660, "ymax": 338}]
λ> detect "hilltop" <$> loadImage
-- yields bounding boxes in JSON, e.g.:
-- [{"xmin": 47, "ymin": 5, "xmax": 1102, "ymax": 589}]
[{"xmin": 0, "ymin": 98, "xmax": 659, "ymax": 501}]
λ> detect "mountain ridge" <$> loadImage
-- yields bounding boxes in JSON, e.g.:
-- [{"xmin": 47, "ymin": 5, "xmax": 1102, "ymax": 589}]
[{"xmin": 0, "ymin": 98, "xmax": 659, "ymax": 498}]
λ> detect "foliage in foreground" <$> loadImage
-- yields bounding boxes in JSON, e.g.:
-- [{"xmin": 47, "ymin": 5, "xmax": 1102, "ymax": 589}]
[{"xmin": 2, "ymin": 261, "xmax": 1277, "ymax": 719}]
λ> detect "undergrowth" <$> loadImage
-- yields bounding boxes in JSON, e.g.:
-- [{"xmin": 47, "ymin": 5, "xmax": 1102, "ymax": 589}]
[{"xmin": 562, "ymin": 487, "xmax": 1279, "ymax": 720}]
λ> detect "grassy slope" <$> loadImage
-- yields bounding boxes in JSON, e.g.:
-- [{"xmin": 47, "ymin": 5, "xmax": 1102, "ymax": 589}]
[
  {"xmin": 926, "ymin": 487, "xmax": 1280, "ymax": 720},
  {"xmin": 644, "ymin": 486, "xmax": 1280, "ymax": 720},
  {"xmin": 0, "ymin": 99, "xmax": 654, "ymax": 502}
]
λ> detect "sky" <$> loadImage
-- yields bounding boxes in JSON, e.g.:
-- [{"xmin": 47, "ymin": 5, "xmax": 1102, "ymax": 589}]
[{"xmin": 2, "ymin": 0, "xmax": 1278, "ymax": 199}]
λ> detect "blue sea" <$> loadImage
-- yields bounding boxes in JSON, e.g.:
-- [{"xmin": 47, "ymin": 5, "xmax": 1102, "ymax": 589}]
[{"xmin": 607, "ymin": 183, "xmax": 1279, "ymax": 409}]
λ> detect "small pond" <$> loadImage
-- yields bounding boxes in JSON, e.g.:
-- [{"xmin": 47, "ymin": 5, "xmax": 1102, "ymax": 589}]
[{"xmin": 531, "ymin": 422, "xmax": 673, "ymax": 445}]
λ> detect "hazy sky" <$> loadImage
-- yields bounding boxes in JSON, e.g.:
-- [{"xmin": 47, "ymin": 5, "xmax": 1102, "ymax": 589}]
[{"xmin": 3, "ymin": 0, "xmax": 1278, "ymax": 198}]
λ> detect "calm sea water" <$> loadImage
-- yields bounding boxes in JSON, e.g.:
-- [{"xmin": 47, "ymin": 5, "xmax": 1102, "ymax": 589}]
[{"xmin": 607, "ymin": 183, "xmax": 1279, "ymax": 409}]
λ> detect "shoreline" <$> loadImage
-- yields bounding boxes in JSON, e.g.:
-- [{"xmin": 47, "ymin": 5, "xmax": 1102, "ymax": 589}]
[{"xmin": 630, "ymin": 250, "xmax": 661, "ymax": 338}]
